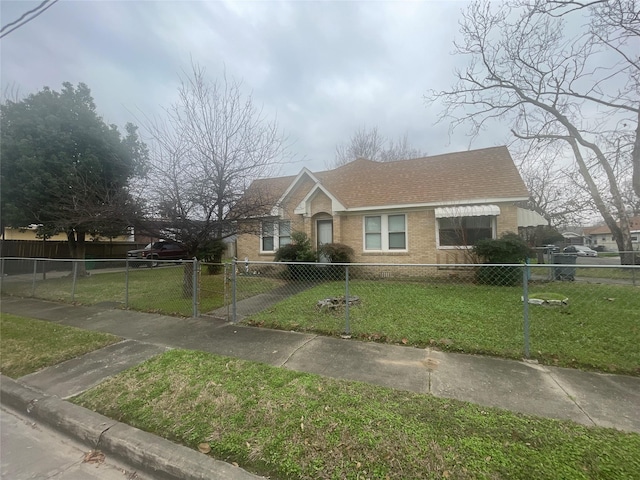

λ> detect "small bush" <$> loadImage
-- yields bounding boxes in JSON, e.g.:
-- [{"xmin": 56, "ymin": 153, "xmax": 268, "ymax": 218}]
[
  {"xmin": 274, "ymin": 231, "xmax": 316, "ymax": 262},
  {"xmin": 318, "ymin": 243, "xmax": 354, "ymax": 263},
  {"xmin": 274, "ymin": 232, "xmax": 317, "ymax": 280},
  {"xmin": 316, "ymin": 243, "xmax": 354, "ymax": 280},
  {"xmin": 473, "ymin": 232, "xmax": 531, "ymax": 286}
]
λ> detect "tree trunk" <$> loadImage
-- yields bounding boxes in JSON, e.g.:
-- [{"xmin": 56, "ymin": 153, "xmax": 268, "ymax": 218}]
[
  {"xmin": 67, "ymin": 229, "xmax": 87, "ymax": 276},
  {"xmin": 565, "ymin": 138, "xmax": 635, "ymax": 265}
]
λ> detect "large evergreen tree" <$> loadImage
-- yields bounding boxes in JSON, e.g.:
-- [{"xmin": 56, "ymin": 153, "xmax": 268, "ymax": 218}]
[{"xmin": 1, "ymin": 82, "xmax": 148, "ymax": 267}]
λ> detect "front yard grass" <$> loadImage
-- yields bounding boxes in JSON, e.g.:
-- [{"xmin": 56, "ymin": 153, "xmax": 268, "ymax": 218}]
[
  {"xmin": 74, "ymin": 349, "xmax": 640, "ymax": 480},
  {"xmin": 1, "ymin": 266, "xmax": 285, "ymax": 317},
  {"xmin": 244, "ymin": 280, "xmax": 640, "ymax": 375},
  {"xmin": 0, "ymin": 314, "xmax": 120, "ymax": 378}
]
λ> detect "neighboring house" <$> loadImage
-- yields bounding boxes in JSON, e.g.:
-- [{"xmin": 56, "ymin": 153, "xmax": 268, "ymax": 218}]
[
  {"xmin": 584, "ymin": 216, "xmax": 640, "ymax": 252},
  {"xmin": 560, "ymin": 230, "xmax": 588, "ymax": 247},
  {"xmin": 3, "ymin": 225, "xmax": 134, "ymax": 242},
  {"xmin": 236, "ymin": 146, "xmax": 547, "ymax": 265}
]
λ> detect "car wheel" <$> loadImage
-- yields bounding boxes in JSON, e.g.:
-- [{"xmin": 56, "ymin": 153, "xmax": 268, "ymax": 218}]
[{"xmin": 147, "ymin": 255, "xmax": 159, "ymax": 268}]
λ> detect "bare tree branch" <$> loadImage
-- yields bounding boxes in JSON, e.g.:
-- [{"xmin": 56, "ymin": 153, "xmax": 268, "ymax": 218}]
[
  {"xmin": 426, "ymin": 0, "xmax": 639, "ymax": 262},
  {"xmin": 138, "ymin": 63, "xmax": 291, "ymax": 259},
  {"xmin": 332, "ymin": 125, "xmax": 425, "ymax": 167}
]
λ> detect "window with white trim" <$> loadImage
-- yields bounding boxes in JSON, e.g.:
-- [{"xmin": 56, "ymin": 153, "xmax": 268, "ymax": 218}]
[
  {"xmin": 261, "ymin": 220, "xmax": 291, "ymax": 252},
  {"xmin": 364, "ymin": 214, "xmax": 406, "ymax": 251},
  {"xmin": 437, "ymin": 215, "xmax": 494, "ymax": 247}
]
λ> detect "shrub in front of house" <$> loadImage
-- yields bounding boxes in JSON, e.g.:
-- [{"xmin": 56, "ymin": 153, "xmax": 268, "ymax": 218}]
[
  {"xmin": 317, "ymin": 243, "xmax": 355, "ymax": 280},
  {"xmin": 473, "ymin": 232, "xmax": 532, "ymax": 286},
  {"xmin": 274, "ymin": 231, "xmax": 318, "ymax": 280},
  {"xmin": 318, "ymin": 243, "xmax": 354, "ymax": 263}
]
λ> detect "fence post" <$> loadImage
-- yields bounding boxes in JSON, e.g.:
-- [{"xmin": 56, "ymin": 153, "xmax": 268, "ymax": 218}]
[
  {"xmin": 71, "ymin": 260, "xmax": 78, "ymax": 302},
  {"xmin": 224, "ymin": 263, "xmax": 229, "ymax": 321},
  {"xmin": 343, "ymin": 265, "xmax": 351, "ymax": 338},
  {"xmin": 232, "ymin": 259, "xmax": 237, "ymax": 323},
  {"xmin": 31, "ymin": 259, "xmax": 38, "ymax": 297},
  {"xmin": 192, "ymin": 258, "xmax": 199, "ymax": 318},
  {"xmin": 522, "ymin": 263, "xmax": 530, "ymax": 359},
  {"xmin": 125, "ymin": 258, "xmax": 129, "ymax": 308},
  {"xmin": 0, "ymin": 257, "xmax": 4, "ymax": 293}
]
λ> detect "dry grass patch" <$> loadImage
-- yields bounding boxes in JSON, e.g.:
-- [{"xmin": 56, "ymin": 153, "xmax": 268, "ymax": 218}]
[{"xmin": 74, "ymin": 349, "xmax": 640, "ymax": 480}]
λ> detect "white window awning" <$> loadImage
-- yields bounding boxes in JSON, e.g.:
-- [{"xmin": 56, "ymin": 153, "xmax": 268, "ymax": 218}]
[
  {"xmin": 517, "ymin": 208, "xmax": 548, "ymax": 227},
  {"xmin": 434, "ymin": 205, "xmax": 501, "ymax": 218}
]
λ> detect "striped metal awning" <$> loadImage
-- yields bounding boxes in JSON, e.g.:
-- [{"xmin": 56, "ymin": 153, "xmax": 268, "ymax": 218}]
[{"xmin": 434, "ymin": 205, "xmax": 501, "ymax": 218}]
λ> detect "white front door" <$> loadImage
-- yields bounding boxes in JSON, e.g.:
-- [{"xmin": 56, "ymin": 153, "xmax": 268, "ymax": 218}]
[{"xmin": 317, "ymin": 219, "xmax": 333, "ymax": 262}]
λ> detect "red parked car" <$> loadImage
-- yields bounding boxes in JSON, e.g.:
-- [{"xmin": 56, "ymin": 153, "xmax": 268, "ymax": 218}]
[{"xmin": 127, "ymin": 241, "xmax": 190, "ymax": 267}]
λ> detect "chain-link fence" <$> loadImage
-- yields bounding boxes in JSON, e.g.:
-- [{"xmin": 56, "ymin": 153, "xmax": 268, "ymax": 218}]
[
  {"xmin": 2, "ymin": 256, "xmax": 639, "ymax": 373},
  {"xmin": 0, "ymin": 257, "xmax": 202, "ymax": 317},
  {"xmin": 232, "ymin": 259, "xmax": 639, "ymax": 374}
]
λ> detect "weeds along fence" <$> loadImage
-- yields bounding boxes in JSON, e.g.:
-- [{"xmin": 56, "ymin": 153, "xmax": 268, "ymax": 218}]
[{"xmin": 2, "ymin": 257, "xmax": 639, "ymax": 369}]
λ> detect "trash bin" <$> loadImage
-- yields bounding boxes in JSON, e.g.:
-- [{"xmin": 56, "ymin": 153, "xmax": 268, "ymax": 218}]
[{"xmin": 552, "ymin": 254, "xmax": 577, "ymax": 281}]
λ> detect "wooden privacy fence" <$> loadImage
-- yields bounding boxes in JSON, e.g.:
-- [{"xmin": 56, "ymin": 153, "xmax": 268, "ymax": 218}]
[{"xmin": 0, "ymin": 240, "xmax": 146, "ymax": 274}]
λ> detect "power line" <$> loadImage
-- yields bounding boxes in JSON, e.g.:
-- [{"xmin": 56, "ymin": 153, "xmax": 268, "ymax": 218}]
[
  {"xmin": 1, "ymin": 0, "xmax": 49, "ymax": 33},
  {"xmin": 0, "ymin": 0, "xmax": 59, "ymax": 39}
]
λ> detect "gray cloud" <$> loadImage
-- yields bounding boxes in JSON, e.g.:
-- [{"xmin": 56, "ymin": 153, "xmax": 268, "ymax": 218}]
[{"xmin": 1, "ymin": 0, "xmax": 506, "ymax": 175}]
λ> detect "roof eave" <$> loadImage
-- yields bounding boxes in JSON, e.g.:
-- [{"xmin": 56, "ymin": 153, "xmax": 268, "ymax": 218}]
[{"xmin": 335, "ymin": 196, "xmax": 530, "ymax": 213}]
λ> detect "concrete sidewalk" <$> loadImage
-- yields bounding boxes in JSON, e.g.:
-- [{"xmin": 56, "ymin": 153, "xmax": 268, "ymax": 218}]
[{"xmin": 2, "ymin": 296, "xmax": 640, "ymax": 477}]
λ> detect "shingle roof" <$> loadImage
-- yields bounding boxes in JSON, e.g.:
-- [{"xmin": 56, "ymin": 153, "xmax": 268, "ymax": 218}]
[
  {"xmin": 584, "ymin": 216, "xmax": 640, "ymax": 234},
  {"xmin": 248, "ymin": 146, "xmax": 529, "ymax": 210}
]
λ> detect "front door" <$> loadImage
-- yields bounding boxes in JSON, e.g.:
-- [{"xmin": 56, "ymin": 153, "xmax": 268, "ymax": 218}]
[{"xmin": 317, "ymin": 219, "xmax": 333, "ymax": 262}]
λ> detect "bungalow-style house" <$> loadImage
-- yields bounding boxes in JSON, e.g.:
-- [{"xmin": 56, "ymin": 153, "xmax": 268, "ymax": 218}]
[
  {"xmin": 236, "ymin": 146, "xmax": 546, "ymax": 265},
  {"xmin": 584, "ymin": 216, "xmax": 640, "ymax": 252}
]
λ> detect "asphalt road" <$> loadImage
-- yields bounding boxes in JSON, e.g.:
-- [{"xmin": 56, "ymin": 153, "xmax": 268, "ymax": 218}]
[{"xmin": 1, "ymin": 406, "xmax": 148, "ymax": 480}]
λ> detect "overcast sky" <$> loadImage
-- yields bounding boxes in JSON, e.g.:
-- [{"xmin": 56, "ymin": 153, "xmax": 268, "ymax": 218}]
[{"xmin": 1, "ymin": 0, "xmax": 511, "ymax": 175}]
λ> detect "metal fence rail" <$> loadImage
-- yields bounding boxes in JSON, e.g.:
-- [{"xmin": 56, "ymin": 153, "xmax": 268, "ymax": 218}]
[
  {"xmin": 231, "ymin": 260, "xmax": 640, "ymax": 369},
  {"xmin": 2, "ymin": 257, "xmax": 638, "ymax": 371},
  {"xmin": 0, "ymin": 257, "xmax": 202, "ymax": 317}
]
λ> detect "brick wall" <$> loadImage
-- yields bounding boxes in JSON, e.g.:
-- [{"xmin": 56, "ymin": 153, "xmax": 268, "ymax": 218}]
[{"xmin": 237, "ymin": 200, "xmax": 522, "ymax": 265}]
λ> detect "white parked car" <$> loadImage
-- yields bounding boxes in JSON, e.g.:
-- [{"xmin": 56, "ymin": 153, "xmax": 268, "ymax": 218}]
[{"xmin": 562, "ymin": 245, "xmax": 598, "ymax": 257}]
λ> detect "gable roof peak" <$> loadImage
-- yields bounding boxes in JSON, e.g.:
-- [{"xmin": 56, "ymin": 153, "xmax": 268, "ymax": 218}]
[{"xmin": 248, "ymin": 145, "xmax": 527, "ymax": 212}]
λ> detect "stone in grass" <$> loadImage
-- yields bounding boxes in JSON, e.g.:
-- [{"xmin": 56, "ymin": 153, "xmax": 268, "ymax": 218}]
[
  {"xmin": 522, "ymin": 292, "xmax": 568, "ymax": 306},
  {"xmin": 317, "ymin": 296, "xmax": 361, "ymax": 311}
]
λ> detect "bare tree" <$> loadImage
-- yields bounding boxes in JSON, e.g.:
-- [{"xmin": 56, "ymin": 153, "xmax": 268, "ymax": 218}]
[
  {"xmin": 515, "ymin": 142, "xmax": 592, "ymax": 226},
  {"xmin": 427, "ymin": 0, "xmax": 639, "ymax": 263},
  {"xmin": 139, "ymin": 63, "xmax": 289, "ymax": 261},
  {"xmin": 332, "ymin": 126, "xmax": 424, "ymax": 167}
]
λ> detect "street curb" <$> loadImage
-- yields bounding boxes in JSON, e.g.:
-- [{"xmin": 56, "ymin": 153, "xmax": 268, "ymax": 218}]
[{"xmin": 1, "ymin": 375, "xmax": 263, "ymax": 480}]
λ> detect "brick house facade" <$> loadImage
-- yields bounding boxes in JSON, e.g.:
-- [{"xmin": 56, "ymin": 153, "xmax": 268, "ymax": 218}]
[{"xmin": 236, "ymin": 146, "xmax": 544, "ymax": 264}]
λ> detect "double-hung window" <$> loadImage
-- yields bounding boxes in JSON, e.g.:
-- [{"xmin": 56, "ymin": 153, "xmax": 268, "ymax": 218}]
[
  {"xmin": 278, "ymin": 221, "xmax": 291, "ymax": 247},
  {"xmin": 438, "ymin": 216, "xmax": 494, "ymax": 247},
  {"xmin": 261, "ymin": 220, "xmax": 291, "ymax": 252},
  {"xmin": 364, "ymin": 214, "xmax": 406, "ymax": 251}
]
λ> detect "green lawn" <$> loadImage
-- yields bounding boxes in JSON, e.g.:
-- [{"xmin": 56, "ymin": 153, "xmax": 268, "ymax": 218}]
[
  {"xmin": 1, "ymin": 266, "xmax": 285, "ymax": 317},
  {"xmin": 528, "ymin": 261, "xmax": 638, "ymax": 281},
  {"xmin": 244, "ymin": 280, "xmax": 640, "ymax": 375},
  {"xmin": 74, "ymin": 349, "xmax": 640, "ymax": 480},
  {"xmin": 0, "ymin": 314, "xmax": 120, "ymax": 378}
]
